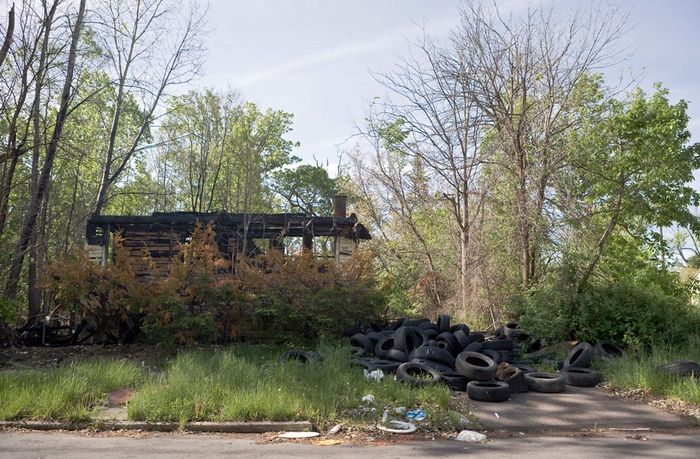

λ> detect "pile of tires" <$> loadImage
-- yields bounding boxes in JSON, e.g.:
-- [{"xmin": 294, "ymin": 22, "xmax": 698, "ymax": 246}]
[{"xmin": 345, "ymin": 315, "xmax": 626, "ymax": 404}]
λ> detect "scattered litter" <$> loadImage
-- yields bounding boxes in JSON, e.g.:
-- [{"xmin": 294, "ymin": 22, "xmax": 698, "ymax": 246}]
[
  {"xmin": 394, "ymin": 406, "xmax": 406, "ymax": 414},
  {"xmin": 405, "ymin": 408, "xmax": 426, "ymax": 421},
  {"xmin": 381, "ymin": 409, "xmax": 389, "ymax": 423},
  {"xmin": 361, "ymin": 394, "xmax": 375, "ymax": 404},
  {"xmin": 364, "ymin": 369, "xmax": 384, "ymax": 382},
  {"xmin": 609, "ymin": 427, "xmax": 650, "ymax": 431},
  {"xmin": 278, "ymin": 431, "xmax": 320, "ymax": 439},
  {"xmin": 316, "ymin": 439, "xmax": 342, "ymax": 446},
  {"xmin": 377, "ymin": 420, "xmax": 417, "ymax": 434},
  {"xmin": 327, "ymin": 424, "xmax": 342, "ymax": 435},
  {"xmin": 494, "ymin": 412, "xmax": 499, "ymax": 418},
  {"xmin": 455, "ymin": 430, "xmax": 487, "ymax": 442}
]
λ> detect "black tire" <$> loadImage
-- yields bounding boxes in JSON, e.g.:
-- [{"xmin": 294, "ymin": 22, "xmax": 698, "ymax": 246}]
[
  {"xmin": 386, "ymin": 348, "xmax": 409, "ymax": 362},
  {"xmin": 467, "ymin": 380, "xmax": 511, "ymax": 402},
  {"xmin": 423, "ymin": 329, "xmax": 438, "ymax": 340},
  {"xmin": 396, "ymin": 362, "xmax": 442, "ymax": 386},
  {"xmin": 409, "ymin": 345, "xmax": 456, "ymax": 367},
  {"xmin": 418, "ymin": 321, "xmax": 438, "ymax": 331},
  {"xmin": 450, "ymin": 324, "xmax": 470, "ymax": 335},
  {"xmin": 465, "ymin": 341, "xmax": 482, "ymax": 352},
  {"xmin": 481, "ymin": 339, "xmax": 514, "ymax": 351},
  {"xmin": 455, "ymin": 351, "xmax": 497, "ymax": 381},
  {"xmin": 394, "ymin": 326, "xmax": 426, "ymax": 353},
  {"xmin": 508, "ymin": 329, "xmax": 532, "ymax": 344},
  {"xmin": 437, "ymin": 314, "xmax": 451, "ymax": 333},
  {"xmin": 436, "ymin": 332, "xmax": 459, "ymax": 355},
  {"xmin": 482, "ymin": 349, "xmax": 502, "ymax": 364},
  {"xmin": 410, "ymin": 358, "xmax": 454, "ymax": 373},
  {"xmin": 658, "ymin": 360, "xmax": 700, "ymax": 378},
  {"xmin": 440, "ymin": 371, "xmax": 469, "ymax": 391},
  {"xmin": 453, "ymin": 329, "xmax": 470, "ymax": 350},
  {"xmin": 561, "ymin": 367, "xmax": 603, "ymax": 387},
  {"xmin": 350, "ymin": 346, "xmax": 367, "ymax": 357},
  {"xmin": 436, "ymin": 340, "xmax": 454, "ymax": 354},
  {"xmin": 279, "ymin": 350, "xmax": 321, "ymax": 364},
  {"xmin": 563, "ymin": 342, "xmax": 593, "ymax": 369},
  {"xmin": 593, "ymin": 341, "xmax": 625, "ymax": 360},
  {"xmin": 350, "ymin": 333, "xmax": 374, "ymax": 353},
  {"xmin": 391, "ymin": 318, "xmax": 406, "ymax": 330},
  {"xmin": 496, "ymin": 364, "xmax": 529, "ymax": 393},
  {"xmin": 510, "ymin": 362, "xmax": 536, "ymax": 373},
  {"xmin": 375, "ymin": 335, "xmax": 395, "ymax": 359},
  {"xmin": 468, "ymin": 332, "xmax": 485, "ymax": 343},
  {"xmin": 351, "ymin": 359, "xmax": 377, "ymax": 371},
  {"xmin": 525, "ymin": 372, "xmax": 566, "ymax": 393},
  {"xmin": 366, "ymin": 332, "xmax": 383, "ymax": 345},
  {"xmin": 368, "ymin": 359, "xmax": 402, "ymax": 374}
]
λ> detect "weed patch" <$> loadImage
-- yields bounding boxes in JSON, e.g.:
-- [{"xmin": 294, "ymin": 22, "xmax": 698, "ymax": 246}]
[
  {"xmin": 127, "ymin": 343, "xmax": 451, "ymax": 427},
  {"xmin": 0, "ymin": 360, "xmax": 146, "ymax": 421},
  {"xmin": 595, "ymin": 336, "xmax": 700, "ymax": 406}
]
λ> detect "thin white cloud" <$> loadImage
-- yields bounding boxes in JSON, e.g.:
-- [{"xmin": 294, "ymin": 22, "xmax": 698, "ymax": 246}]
[{"xmin": 230, "ymin": 18, "xmax": 454, "ymax": 88}]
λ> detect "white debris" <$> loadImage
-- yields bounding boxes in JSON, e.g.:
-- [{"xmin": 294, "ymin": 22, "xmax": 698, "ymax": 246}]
[
  {"xmin": 328, "ymin": 424, "xmax": 342, "ymax": 435},
  {"xmin": 394, "ymin": 406, "xmax": 406, "ymax": 414},
  {"xmin": 364, "ymin": 369, "xmax": 385, "ymax": 382},
  {"xmin": 455, "ymin": 430, "xmax": 487, "ymax": 442},
  {"xmin": 361, "ymin": 394, "xmax": 375, "ymax": 404},
  {"xmin": 377, "ymin": 420, "xmax": 417, "ymax": 434}
]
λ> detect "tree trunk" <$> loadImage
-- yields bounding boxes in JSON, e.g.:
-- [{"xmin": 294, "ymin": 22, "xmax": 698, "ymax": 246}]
[
  {"xmin": 0, "ymin": 3, "xmax": 14, "ymax": 68},
  {"xmin": 4, "ymin": 0, "xmax": 86, "ymax": 299}
]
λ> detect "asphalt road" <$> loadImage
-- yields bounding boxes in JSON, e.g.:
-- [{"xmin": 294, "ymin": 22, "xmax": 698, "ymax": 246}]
[{"xmin": 1, "ymin": 430, "xmax": 699, "ymax": 458}]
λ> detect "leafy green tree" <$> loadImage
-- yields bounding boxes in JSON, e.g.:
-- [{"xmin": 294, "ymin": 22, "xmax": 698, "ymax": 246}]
[{"xmin": 271, "ymin": 164, "xmax": 337, "ymax": 215}]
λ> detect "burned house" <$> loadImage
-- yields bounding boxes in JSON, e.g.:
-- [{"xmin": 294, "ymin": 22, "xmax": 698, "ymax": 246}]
[{"xmin": 85, "ymin": 195, "xmax": 371, "ymax": 278}]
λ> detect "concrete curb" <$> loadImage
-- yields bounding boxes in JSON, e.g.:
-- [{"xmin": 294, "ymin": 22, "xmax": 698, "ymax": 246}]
[{"xmin": 0, "ymin": 420, "xmax": 316, "ymax": 433}]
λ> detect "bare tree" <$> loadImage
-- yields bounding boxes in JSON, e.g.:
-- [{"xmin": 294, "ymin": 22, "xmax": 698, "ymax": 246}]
[
  {"xmin": 91, "ymin": 0, "xmax": 205, "ymax": 216},
  {"xmin": 5, "ymin": 0, "xmax": 87, "ymax": 300},
  {"xmin": 369, "ymin": 31, "xmax": 488, "ymax": 313},
  {"xmin": 452, "ymin": 1, "xmax": 627, "ymax": 288}
]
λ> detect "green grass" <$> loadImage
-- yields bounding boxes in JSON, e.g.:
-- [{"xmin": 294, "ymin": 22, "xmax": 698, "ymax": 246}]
[
  {"xmin": 127, "ymin": 342, "xmax": 452, "ymax": 427},
  {"xmin": 594, "ymin": 335, "xmax": 700, "ymax": 407},
  {"xmin": 0, "ymin": 360, "xmax": 146, "ymax": 421},
  {"xmin": 0, "ymin": 343, "xmax": 457, "ymax": 427}
]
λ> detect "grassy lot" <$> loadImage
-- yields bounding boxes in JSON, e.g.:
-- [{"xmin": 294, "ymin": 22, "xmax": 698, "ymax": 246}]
[
  {"xmin": 0, "ymin": 343, "xmax": 458, "ymax": 428},
  {"xmin": 127, "ymin": 343, "xmax": 453, "ymax": 427},
  {"xmin": 0, "ymin": 360, "xmax": 145, "ymax": 421},
  {"xmin": 594, "ymin": 335, "xmax": 700, "ymax": 407}
]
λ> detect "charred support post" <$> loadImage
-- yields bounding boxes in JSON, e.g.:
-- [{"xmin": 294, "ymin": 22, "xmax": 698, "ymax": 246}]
[
  {"xmin": 333, "ymin": 194, "xmax": 347, "ymax": 218},
  {"xmin": 302, "ymin": 221, "xmax": 313, "ymax": 251}
]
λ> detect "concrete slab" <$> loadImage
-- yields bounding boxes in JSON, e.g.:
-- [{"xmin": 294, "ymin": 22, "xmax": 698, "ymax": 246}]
[{"xmin": 468, "ymin": 386, "xmax": 693, "ymax": 432}]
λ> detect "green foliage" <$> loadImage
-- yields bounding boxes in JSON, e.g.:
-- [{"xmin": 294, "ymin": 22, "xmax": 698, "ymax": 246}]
[
  {"xmin": 518, "ymin": 242, "xmax": 700, "ymax": 349},
  {"xmin": 271, "ymin": 164, "xmax": 337, "ymax": 215},
  {"xmin": 0, "ymin": 296, "xmax": 21, "ymax": 325}
]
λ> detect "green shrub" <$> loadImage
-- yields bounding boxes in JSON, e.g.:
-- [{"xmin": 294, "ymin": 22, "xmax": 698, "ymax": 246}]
[{"xmin": 518, "ymin": 263, "xmax": 700, "ymax": 349}]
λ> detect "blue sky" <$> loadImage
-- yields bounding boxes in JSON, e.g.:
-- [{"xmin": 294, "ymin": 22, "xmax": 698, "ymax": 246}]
[{"xmin": 192, "ymin": 0, "xmax": 700, "ymax": 172}]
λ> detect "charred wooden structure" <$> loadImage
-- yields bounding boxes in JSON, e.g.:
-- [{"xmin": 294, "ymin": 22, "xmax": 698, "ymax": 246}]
[{"xmin": 85, "ymin": 195, "xmax": 371, "ymax": 279}]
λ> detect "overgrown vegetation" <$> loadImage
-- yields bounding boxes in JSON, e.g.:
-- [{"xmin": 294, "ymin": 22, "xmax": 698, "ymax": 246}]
[
  {"xmin": 594, "ymin": 336, "xmax": 700, "ymax": 407},
  {"xmin": 0, "ymin": 360, "xmax": 146, "ymax": 421},
  {"xmin": 0, "ymin": 344, "xmax": 457, "ymax": 428},
  {"xmin": 128, "ymin": 343, "xmax": 451, "ymax": 428},
  {"xmin": 47, "ymin": 224, "xmax": 384, "ymax": 346}
]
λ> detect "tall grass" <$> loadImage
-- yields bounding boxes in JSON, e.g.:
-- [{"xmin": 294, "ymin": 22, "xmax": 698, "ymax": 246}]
[
  {"xmin": 595, "ymin": 335, "xmax": 700, "ymax": 406},
  {"xmin": 0, "ymin": 360, "xmax": 146, "ymax": 421},
  {"xmin": 127, "ymin": 342, "xmax": 451, "ymax": 426}
]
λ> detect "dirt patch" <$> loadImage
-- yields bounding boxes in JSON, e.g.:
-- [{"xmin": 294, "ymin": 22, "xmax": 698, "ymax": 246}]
[
  {"xmin": 0, "ymin": 344, "xmax": 178, "ymax": 372},
  {"xmin": 600, "ymin": 382, "xmax": 700, "ymax": 423}
]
